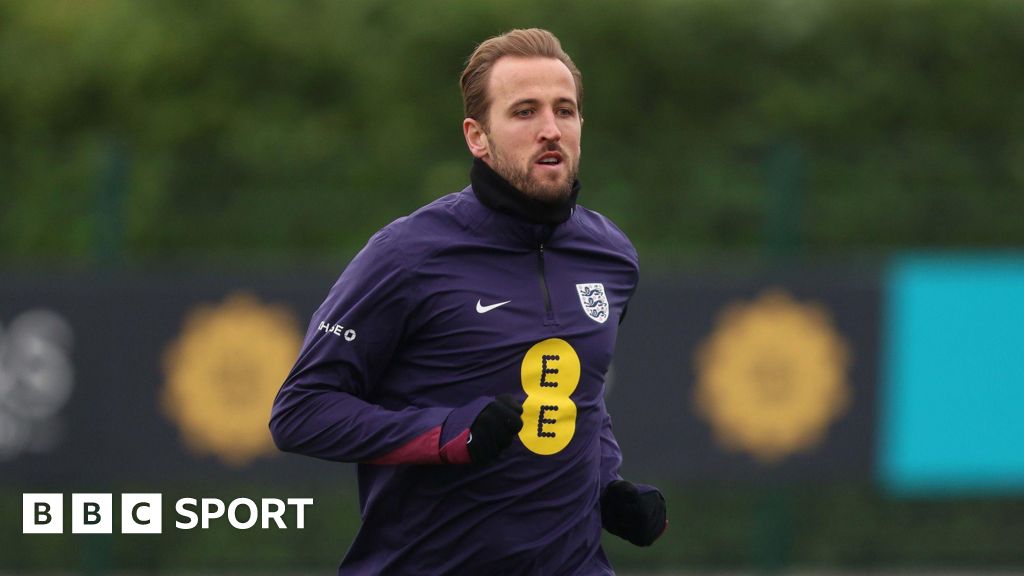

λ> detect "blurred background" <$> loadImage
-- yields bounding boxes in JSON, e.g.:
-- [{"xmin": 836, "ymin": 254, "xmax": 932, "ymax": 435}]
[{"xmin": 2, "ymin": 0, "xmax": 1023, "ymax": 574}]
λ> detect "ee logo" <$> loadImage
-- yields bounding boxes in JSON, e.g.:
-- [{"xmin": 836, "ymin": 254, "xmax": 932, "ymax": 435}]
[{"xmin": 519, "ymin": 338, "xmax": 580, "ymax": 455}]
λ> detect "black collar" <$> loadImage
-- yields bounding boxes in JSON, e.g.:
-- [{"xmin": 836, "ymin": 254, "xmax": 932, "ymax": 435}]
[{"xmin": 470, "ymin": 158, "xmax": 579, "ymax": 226}]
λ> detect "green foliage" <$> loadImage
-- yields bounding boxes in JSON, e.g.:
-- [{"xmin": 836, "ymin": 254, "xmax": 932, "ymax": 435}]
[
  {"xmin": 2, "ymin": 0, "xmax": 1023, "ymax": 265},
  {"xmin": 3, "ymin": 484, "xmax": 1023, "ymax": 571}
]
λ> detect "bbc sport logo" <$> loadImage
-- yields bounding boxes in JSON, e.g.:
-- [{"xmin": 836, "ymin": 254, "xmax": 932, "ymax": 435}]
[{"xmin": 23, "ymin": 493, "xmax": 313, "ymax": 534}]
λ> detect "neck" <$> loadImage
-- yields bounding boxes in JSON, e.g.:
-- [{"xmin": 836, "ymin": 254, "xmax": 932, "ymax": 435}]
[{"xmin": 469, "ymin": 158, "xmax": 579, "ymax": 225}]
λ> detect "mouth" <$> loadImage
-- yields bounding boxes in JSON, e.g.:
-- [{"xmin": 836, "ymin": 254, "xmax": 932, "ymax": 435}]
[{"xmin": 535, "ymin": 151, "xmax": 564, "ymax": 167}]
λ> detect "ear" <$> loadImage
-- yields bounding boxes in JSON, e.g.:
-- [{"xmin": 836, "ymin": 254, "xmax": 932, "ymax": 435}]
[{"xmin": 463, "ymin": 118, "xmax": 490, "ymax": 159}]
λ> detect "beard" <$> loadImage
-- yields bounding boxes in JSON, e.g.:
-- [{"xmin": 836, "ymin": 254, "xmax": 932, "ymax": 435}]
[{"xmin": 489, "ymin": 141, "xmax": 579, "ymax": 203}]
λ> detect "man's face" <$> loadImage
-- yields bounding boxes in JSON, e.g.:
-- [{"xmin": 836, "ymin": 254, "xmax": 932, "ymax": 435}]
[{"xmin": 465, "ymin": 56, "xmax": 582, "ymax": 202}]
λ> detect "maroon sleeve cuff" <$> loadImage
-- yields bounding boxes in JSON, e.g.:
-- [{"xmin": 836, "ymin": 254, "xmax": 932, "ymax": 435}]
[
  {"xmin": 437, "ymin": 396, "xmax": 492, "ymax": 465},
  {"xmin": 367, "ymin": 426, "xmax": 443, "ymax": 465},
  {"xmin": 439, "ymin": 429, "xmax": 471, "ymax": 464},
  {"xmin": 365, "ymin": 397, "xmax": 493, "ymax": 466}
]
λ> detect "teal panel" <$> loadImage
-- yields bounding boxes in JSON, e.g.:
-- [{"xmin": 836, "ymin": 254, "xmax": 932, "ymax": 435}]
[{"xmin": 881, "ymin": 255, "xmax": 1024, "ymax": 495}]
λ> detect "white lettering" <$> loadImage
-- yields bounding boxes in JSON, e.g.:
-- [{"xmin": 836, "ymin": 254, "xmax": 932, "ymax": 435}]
[
  {"xmin": 71, "ymin": 493, "xmax": 112, "ymax": 534},
  {"xmin": 201, "ymin": 498, "xmax": 224, "ymax": 529},
  {"xmin": 23, "ymin": 494, "xmax": 63, "ymax": 534},
  {"xmin": 317, "ymin": 321, "xmax": 357, "ymax": 341},
  {"xmin": 288, "ymin": 498, "xmax": 313, "ymax": 529},
  {"xmin": 175, "ymin": 497, "xmax": 313, "ymax": 530},
  {"xmin": 23, "ymin": 494, "xmax": 313, "ymax": 532},
  {"xmin": 175, "ymin": 498, "xmax": 198, "ymax": 529},
  {"xmin": 122, "ymin": 493, "xmax": 162, "ymax": 534},
  {"xmin": 228, "ymin": 498, "xmax": 258, "ymax": 530},
  {"xmin": 261, "ymin": 498, "xmax": 286, "ymax": 529}
]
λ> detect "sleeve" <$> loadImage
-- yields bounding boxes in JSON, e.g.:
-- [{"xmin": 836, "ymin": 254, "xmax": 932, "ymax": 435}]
[
  {"xmin": 599, "ymin": 398, "xmax": 665, "ymax": 540},
  {"xmin": 600, "ymin": 398, "xmax": 624, "ymax": 489},
  {"xmin": 269, "ymin": 229, "xmax": 474, "ymax": 465},
  {"xmin": 603, "ymin": 248, "xmax": 637, "ymax": 483}
]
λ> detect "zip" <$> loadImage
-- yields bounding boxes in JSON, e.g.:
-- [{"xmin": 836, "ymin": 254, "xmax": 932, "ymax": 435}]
[{"xmin": 537, "ymin": 243, "xmax": 553, "ymax": 317}]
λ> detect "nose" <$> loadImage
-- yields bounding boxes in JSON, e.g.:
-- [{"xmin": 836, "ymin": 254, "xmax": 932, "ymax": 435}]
[{"xmin": 537, "ymin": 109, "xmax": 562, "ymax": 142}]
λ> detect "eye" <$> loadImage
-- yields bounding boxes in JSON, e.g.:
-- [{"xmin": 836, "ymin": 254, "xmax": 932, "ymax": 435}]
[
  {"xmin": 557, "ymin": 107, "xmax": 576, "ymax": 117},
  {"xmin": 514, "ymin": 108, "xmax": 534, "ymax": 118}
]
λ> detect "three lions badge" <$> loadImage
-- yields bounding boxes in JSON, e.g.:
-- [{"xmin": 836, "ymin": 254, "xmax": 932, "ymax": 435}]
[{"xmin": 576, "ymin": 283, "xmax": 609, "ymax": 324}]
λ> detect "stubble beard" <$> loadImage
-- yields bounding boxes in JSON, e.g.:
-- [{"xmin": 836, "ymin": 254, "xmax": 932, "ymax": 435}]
[{"xmin": 489, "ymin": 142, "xmax": 579, "ymax": 204}]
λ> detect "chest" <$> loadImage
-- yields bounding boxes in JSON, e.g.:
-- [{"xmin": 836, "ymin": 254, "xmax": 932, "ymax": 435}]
[{"xmin": 401, "ymin": 244, "xmax": 632, "ymax": 384}]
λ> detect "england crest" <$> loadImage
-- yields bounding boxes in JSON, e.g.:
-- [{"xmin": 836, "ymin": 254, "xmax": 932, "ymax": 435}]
[{"xmin": 576, "ymin": 283, "xmax": 609, "ymax": 324}]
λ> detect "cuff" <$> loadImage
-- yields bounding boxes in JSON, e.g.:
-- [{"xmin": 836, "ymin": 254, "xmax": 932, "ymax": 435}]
[{"xmin": 438, "ymin": 396, "xmax": 493, "ymax": 465}]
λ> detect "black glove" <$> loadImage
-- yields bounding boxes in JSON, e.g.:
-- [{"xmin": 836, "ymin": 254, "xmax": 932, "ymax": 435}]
[
  {"xmin": 601, "ymin": 479, "xmax": 667, "ymax": 546},
  {"xmin": 467, "ymin": 394, "xmax": 523, "ymax": 465}
]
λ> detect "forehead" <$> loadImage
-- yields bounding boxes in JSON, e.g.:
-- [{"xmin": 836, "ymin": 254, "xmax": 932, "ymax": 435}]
[{"xmin": 486, "ymin": 56, "xmax": 577, "ymax": 106}]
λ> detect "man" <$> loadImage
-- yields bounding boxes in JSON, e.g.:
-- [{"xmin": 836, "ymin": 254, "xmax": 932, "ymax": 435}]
[{"xmin": 270, "ymin": 28, "xmax": 666, "ymax": 575}]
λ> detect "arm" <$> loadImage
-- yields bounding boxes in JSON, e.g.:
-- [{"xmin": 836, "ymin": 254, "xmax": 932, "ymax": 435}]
[
  {"xmin": 598, "ymin": 398, "xmax": 668, "ymax": 546},
  {"xmin": 270, "ymin": 376, "xmax": 482, "ymax": 465},
  {"xmin": 600, "ymin": 402, "xmax": 624, "ymax": 488},
  {"xmin": 269, "ymin": 229, "xmax": 483, "ymax": 465}
]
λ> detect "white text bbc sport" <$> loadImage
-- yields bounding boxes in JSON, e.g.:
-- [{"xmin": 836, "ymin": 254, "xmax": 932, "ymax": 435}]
[{"xmin": 23, "ymin": 493, "xmax": 313, "ymax": 534}]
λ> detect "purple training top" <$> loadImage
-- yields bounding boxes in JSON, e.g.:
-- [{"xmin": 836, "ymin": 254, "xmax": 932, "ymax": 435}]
[{"xmin": 271, "ymin": 160, "xmax": 639, "ymax": 575}]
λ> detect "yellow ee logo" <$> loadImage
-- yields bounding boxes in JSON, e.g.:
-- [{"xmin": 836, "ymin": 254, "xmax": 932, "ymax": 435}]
[{"xmin": 519, "ymin": 338, "xmax": 580, "ymax": 456}]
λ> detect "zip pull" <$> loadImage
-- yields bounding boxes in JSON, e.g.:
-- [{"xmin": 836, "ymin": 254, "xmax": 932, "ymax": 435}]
[{"xmin": 537, "ymin": 243, "xmax": 553, "ymax": 317}]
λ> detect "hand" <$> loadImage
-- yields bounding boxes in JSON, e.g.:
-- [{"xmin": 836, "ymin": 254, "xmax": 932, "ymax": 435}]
[
  {"xmin": 601, "ymin": 480, "xmax": 667, "ymax": 546},
  {"xmin": 467, "ymin": 394, "xmax": 523, "ymax": 465}
]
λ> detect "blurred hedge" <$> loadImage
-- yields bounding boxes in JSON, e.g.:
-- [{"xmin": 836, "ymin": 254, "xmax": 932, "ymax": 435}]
[{"xmin": 2, "ymin": 0, "xmax": 1023, "ymax": 265}]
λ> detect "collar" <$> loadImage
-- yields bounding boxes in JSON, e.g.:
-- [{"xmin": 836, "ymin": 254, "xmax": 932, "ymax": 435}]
[{"xmin": 470, "ymin": 157, "xmax": 580, "ymax": 226}]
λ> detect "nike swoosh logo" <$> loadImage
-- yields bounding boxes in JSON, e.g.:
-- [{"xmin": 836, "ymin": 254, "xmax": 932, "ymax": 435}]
[{"xmin": 476, "ymin": 299, "xmax": 511, "ymax": 314}]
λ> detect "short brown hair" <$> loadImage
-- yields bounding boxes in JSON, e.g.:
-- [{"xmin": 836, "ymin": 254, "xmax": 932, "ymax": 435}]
[{"xmin": 460, "ymin": 28, "xmax": 583, "ymax": 129}]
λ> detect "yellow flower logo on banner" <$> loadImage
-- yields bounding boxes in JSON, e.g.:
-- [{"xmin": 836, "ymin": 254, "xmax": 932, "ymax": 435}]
[
  {"xmin": 695, "ymin": 289, "xmax": 851, "ymax": 464},
  {"xmin": 162, "ymin": 293, "xmax": 302, "ymax": 466}
]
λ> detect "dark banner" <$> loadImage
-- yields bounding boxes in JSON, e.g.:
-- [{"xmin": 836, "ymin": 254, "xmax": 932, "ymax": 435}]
[
  {"xmin": 0, "ymin": 267, "xmax": 881, "ymax": 487},
  {"xmin": 0, "ymin": 271, "xmax": 346, "ymax": 488},
  {"xmin": 611, "ymin": 267, "xmax": 881, "ymax": 483}
]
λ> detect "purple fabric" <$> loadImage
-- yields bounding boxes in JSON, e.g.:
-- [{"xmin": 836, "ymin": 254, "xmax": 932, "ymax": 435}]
[
  {"xmin": 441, "ymin": 396, "xmax": 493, "ymax": 447},
  {"xmin": 270, "ymin": 187, "xmax": 638, "ymax": 575}
]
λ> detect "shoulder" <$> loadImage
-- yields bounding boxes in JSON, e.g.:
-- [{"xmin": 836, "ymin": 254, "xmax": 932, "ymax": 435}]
[
  {"xmin": 570, "ymin": 204, "xmax": 639, "ymax": 270},
  {"xmin": 360, "ymin": 191, "xmax": 476, "ymax": 269},
  {"xmin": 330, "ymin": 192, "xmax": 471, "ymax": 300}
]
